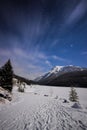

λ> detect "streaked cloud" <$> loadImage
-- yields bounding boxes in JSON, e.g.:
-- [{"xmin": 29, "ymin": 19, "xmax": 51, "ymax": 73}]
[
  {"xmin": 45, "ymin": 60, "xmax": 52, "ymax": 68},
  {"xmin": 51, "ymin": 39, "xmax": 59, "ymax": 47},
  {"xmin": 0, "ymin": 0, "xmax": 87, "ymax": 79},
  {"xmin": 0, "ymin": 49, "xmax": 11, "ymax": 56},
  {"xmin": 52, "ymin": 55, "xmax": 71, "ymax": 63},
  {"xmin": 14, "ymin": 48, "xmax": 29, "ymax": 59},
  {"xmin": 66, "ymin": 0, "xmax": 87, "ymax": 26},
  {"xmin": 81, "ymin": 51, "xmax": 87, "ymax": 55},
  {"xmin": 0, "ymin": 47, "xmax": 49, "ymax": 79}
]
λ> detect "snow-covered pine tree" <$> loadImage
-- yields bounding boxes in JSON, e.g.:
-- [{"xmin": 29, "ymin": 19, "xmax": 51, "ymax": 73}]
[
  {"xmin": 1, "ymin": 59, "xmax": 13, "ymax": 92},
  {"xmin": 69, "ymin": 87, "xmax": 79, "ymax": 102}
]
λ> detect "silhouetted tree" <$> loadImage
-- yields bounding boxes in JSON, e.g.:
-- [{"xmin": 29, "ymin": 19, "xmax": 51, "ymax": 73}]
[{"xmin": 0, "ymin": 59, "xmax": 13, "ymax": 92}]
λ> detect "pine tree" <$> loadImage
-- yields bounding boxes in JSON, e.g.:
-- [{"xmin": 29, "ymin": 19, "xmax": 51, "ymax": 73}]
[
  {"xmin": 69, "ymin": 87, "xmax": 79, "ymax": 102},
  {"xmin": 1, "ymin": 59, "xmax": 13, "ymax": 92}
]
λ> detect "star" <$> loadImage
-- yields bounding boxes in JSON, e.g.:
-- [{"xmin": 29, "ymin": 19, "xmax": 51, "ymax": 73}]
[{"xmin": 70, "ymin": 44, "xmax": 73, "ymax": 48}]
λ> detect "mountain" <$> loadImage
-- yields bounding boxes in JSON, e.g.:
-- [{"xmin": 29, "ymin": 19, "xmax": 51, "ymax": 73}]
[
  {"xmin": 47, "ymin": 70, "xmax": 87, "ymax": 87},
  {"xmin": 35, "ymin": 65, "xmax": 83, "ymax": 82},
  {"xmin": 13, "ymin": 74, "xmax": 36, "ymax": 85},
  {"xmin": 35, "ymin": 65, "xmax": 87, "ymax": 87}
]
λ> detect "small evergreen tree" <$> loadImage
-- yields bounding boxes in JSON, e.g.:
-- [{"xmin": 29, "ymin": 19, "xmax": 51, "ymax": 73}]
[
  {"xmin": 1, "ymin": 59, "xmax": 13, "ymax": 92},
  {"xmin": 69, "ymin": 87, "xmax": 79, "ymax": 102},
  {"xmin": 18, "ymin": 85, "xmax": 25, "ymax": 93}
]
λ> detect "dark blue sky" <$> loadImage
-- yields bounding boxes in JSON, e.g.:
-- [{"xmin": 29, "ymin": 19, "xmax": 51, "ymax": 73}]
[{"xmin": 0, "ymin": 0, "xmax": 87, "ymax": 79}]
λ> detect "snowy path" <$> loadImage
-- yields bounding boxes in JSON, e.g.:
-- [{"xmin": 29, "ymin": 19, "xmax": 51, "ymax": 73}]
[{"xmin": 0, "ymin": 90, "xmax": 87, "ymax": 130}]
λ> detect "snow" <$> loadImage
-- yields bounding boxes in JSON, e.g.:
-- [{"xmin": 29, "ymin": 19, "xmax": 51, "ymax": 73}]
[
  {"xmin": 50, "ymin": 66, "xmax": 63, "ymax": 74},
  {"xmin": 49, "ymin": 65, "xmax": 81, "ymax": 75},
  {"xmin": 71, "ymin": 103, "xmax": 82, "ymax": 109},
  {"xmin": 35, "ymin": 65, "xmax": 83, "ymax": 82},
  {"xmin": 0, "ymin": 85, "xmax": 87, "ymax": 130}
]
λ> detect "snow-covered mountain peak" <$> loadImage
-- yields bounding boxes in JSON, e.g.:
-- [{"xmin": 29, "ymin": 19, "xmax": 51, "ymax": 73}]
[
  {"xmin": 35, "ymin": 65, "xmax": 84, "ymax": 82},
  {"xmin": 59, "ymin": 65, "xmax": 82, "ymax": 73},
  {"xmin": 50, "ymin": 66, "xmax": 64, "ymax": 74},
  {"xmin": 49, "ymin": 65, "xmax": 82, "ymax": 74}
]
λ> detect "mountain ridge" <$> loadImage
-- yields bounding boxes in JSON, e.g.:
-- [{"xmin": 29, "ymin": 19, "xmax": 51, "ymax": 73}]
[
  {"xmin": 35, "ymin": 65, "xmax": 84, "ymax": 81},
  {"xmin": 35, "ymin": 65, "xmax": 87, "ymax": 87}
]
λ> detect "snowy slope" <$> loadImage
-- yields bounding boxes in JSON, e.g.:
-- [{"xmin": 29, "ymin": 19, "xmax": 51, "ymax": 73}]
[
  {"xmin": 34, "ymin": 66, "xmax": 63, "ymax": 81},
  {"xmin": 0, "ymin": 85, "xmax": 87, "ymax": 130},
  {"xmin": 35, "ymin": 65, "xmax": 83, "ymax": 82}
]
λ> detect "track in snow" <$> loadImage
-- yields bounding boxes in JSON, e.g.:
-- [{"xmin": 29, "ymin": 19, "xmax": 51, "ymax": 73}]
[{"xmin": 0, "ymin": 93, "xmax": 87, "ymax": 130}]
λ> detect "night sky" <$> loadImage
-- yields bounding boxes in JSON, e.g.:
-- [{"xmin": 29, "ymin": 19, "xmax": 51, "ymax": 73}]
[{"xmin": 0, "ymin": 0, "xmax": 87, "ymax": 79}]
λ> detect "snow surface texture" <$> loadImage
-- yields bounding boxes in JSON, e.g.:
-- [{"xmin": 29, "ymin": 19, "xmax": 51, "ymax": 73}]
[{"xmin": 0, "ymin": 85, "xmax": 87, "ymax": 130}]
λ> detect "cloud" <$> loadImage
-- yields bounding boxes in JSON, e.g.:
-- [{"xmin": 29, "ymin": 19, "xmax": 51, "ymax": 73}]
[
  {"xmin": 0, "ymin": 48, "xmax": 11, "ymax": 56},
  {"xmin": 14, "ymin": 62, "xmax": 45, "ymax": 80},
  {"xmin": 1, "ymin": 0, "xmax": 86, "ymax": 78},
  {"xmin": 27, "ymin": 63, "xmax": 44, "ymax": 71},
  {"xmin": 52, "ymin": 55, "xmax": 59, "ymax": 60},
  {"xmin": 28, "ymin": 64, "xmax": 38, "ymax": 69},
  {"xmin": 0, "ymin": 47, "xmax": 72, "ymax": 79},
  {"xmin": 13, "ymin": 47, "xmax": 48, "ymax": 61},
  {"xmin": 45, "ymin": 60, "xmax": 52, "ymax": 68},
  {"xmin": 51, "ymin": 39, "xmax": 59, "ymax": 47},
  {"xmin": 0, "ymin": 47, "xmax": 50, "ymax": 79},
  {"xmin": 13, "ymin": 48, "xmax": 50, "ymax": 78},
  {"xmin": 81, "ymin": 51, "xmax": 87, "ymax": 55},
  {"xmin": 37, "ymin": 53, "xmax": 48, "ymax": 60},
  {"xmin": 14, "ymin": 48, "xmax": 29, "ymax": 59},
  {"xmin": 52, "ymin": 55, "xmax": 71, "ymax": 63},
  {"xmin": 66, "ymin": 0, "xmax": 87, "ymax": 26}
]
